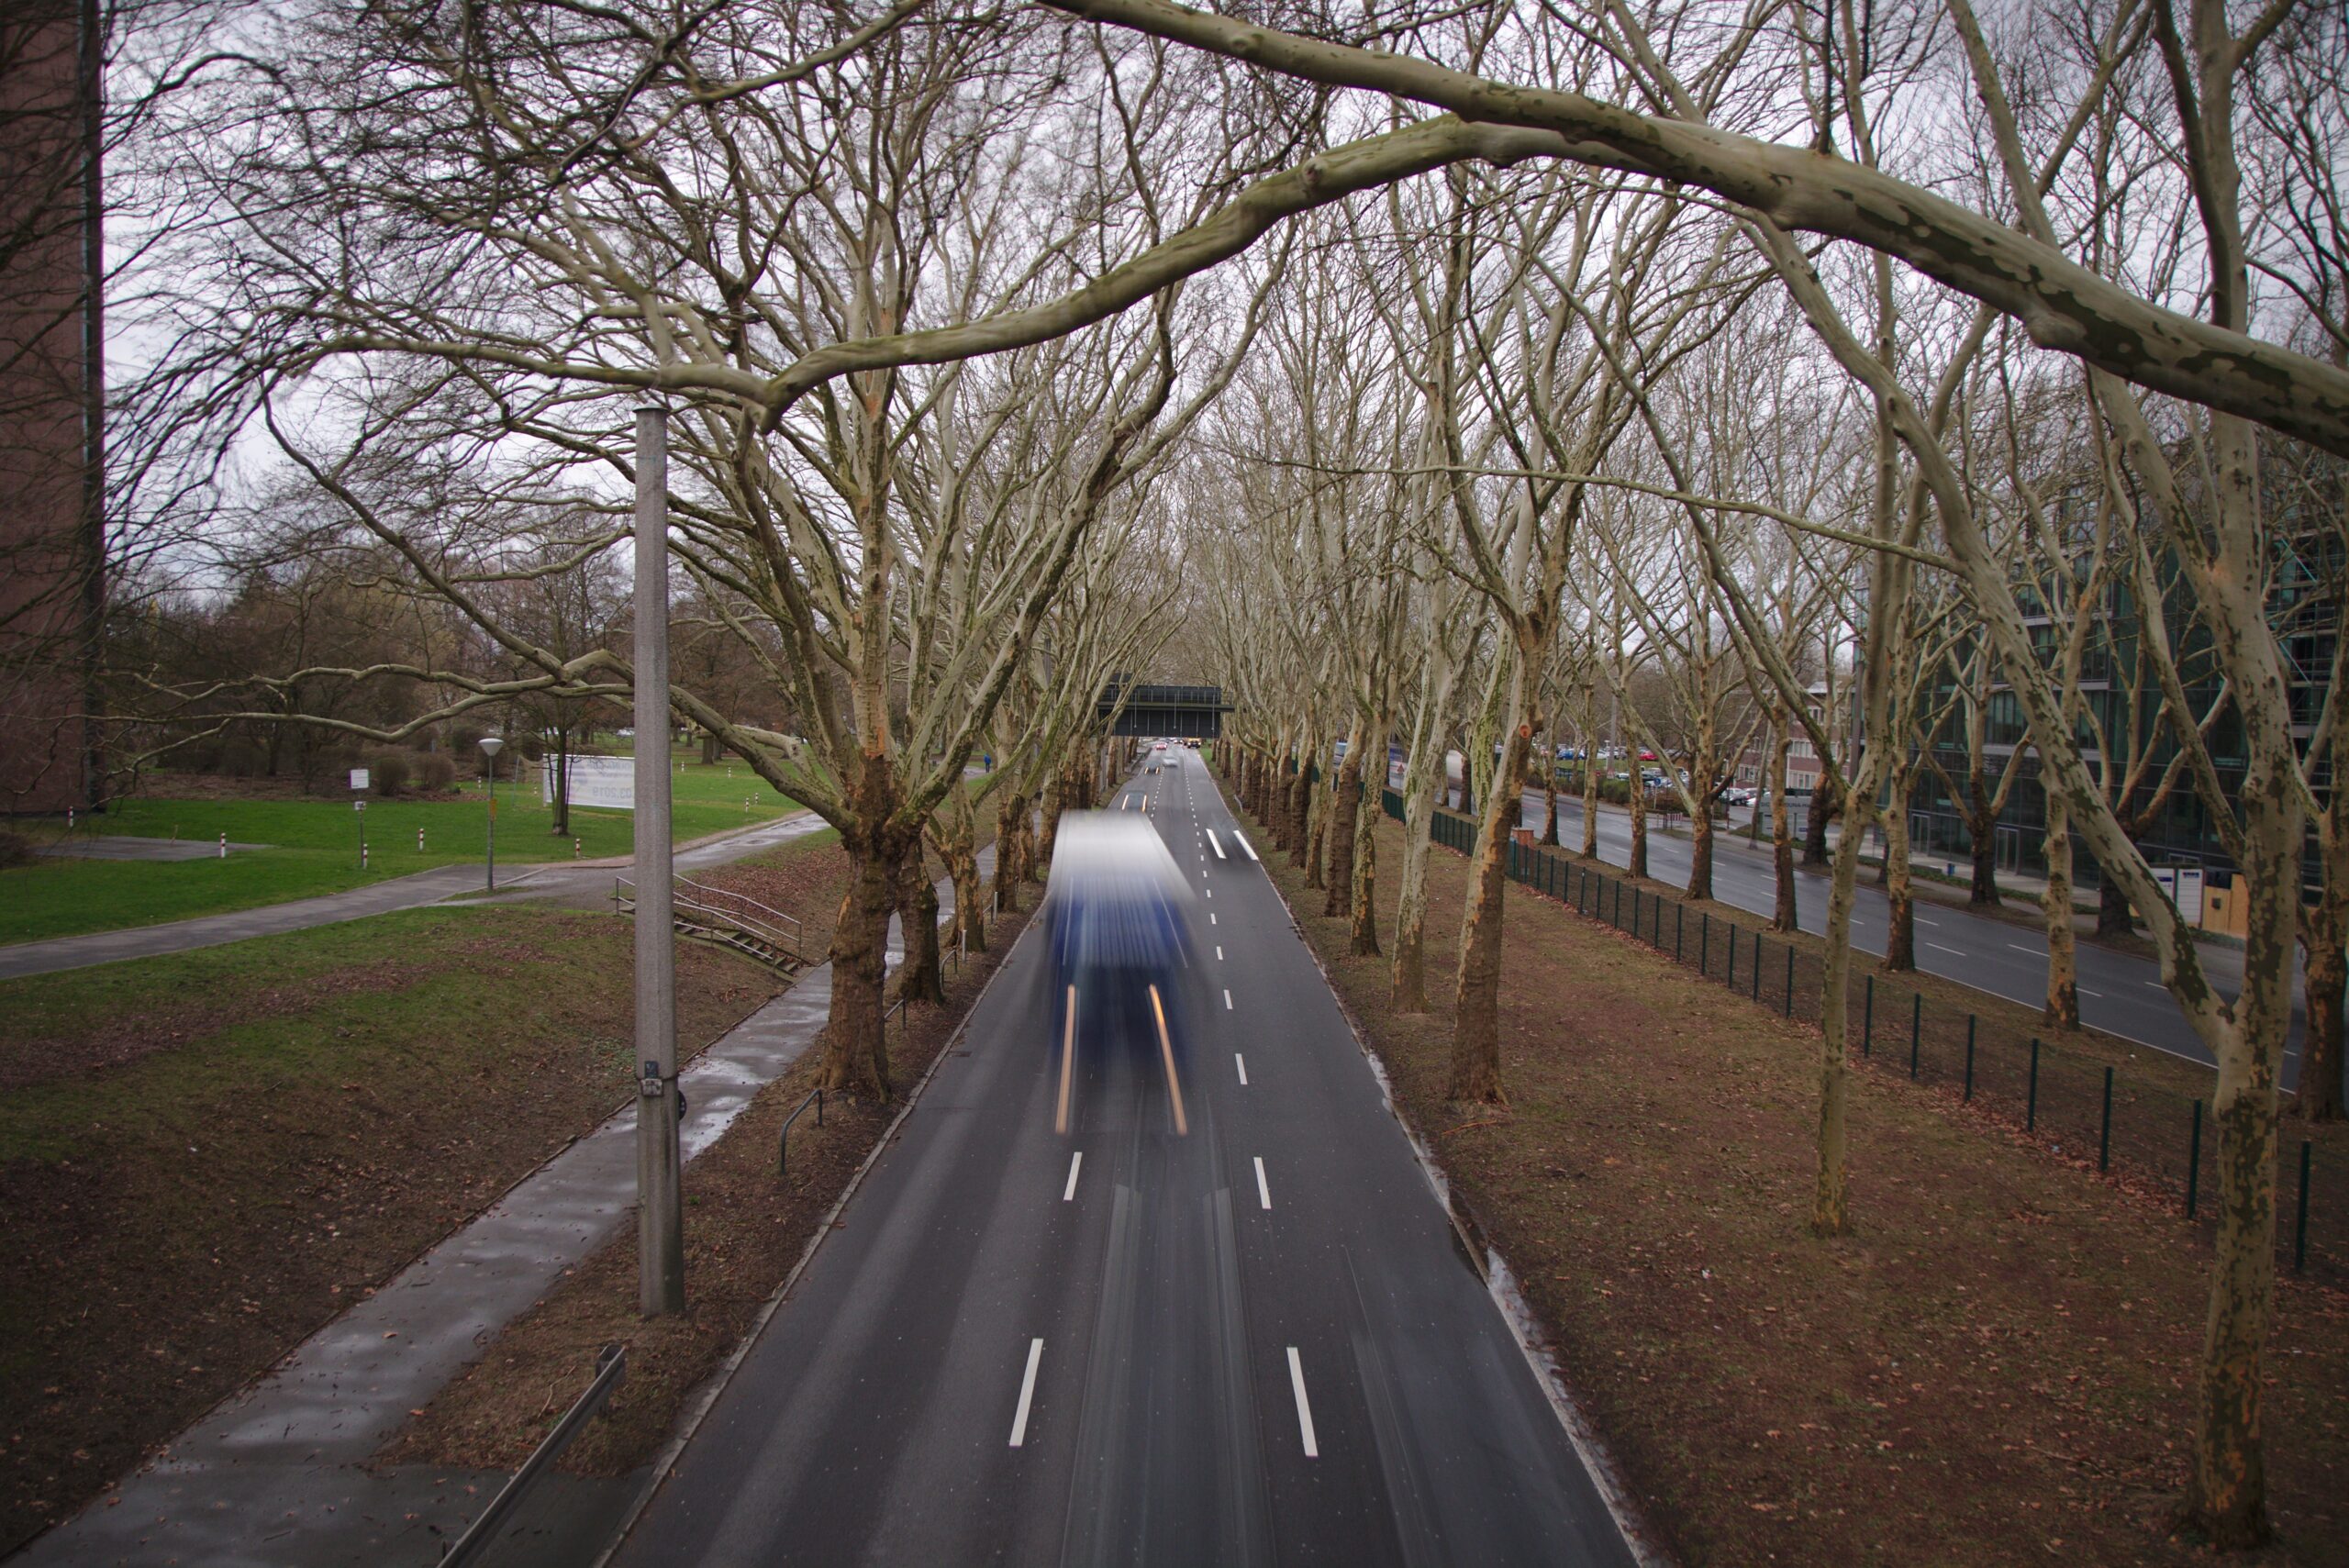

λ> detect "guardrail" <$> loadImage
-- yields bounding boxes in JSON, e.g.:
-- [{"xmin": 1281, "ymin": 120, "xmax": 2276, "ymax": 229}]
[{"xmin": 440, "ymin": 1343, "xmax": 626, "ymax": 1567}]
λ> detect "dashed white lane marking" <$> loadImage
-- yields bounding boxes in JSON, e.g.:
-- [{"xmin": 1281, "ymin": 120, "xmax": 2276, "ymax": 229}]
[
  {"xmin": 1223, "ymin": 988, "xmax": 1233, "ymax": 1010},
  {"xmin": 1917, "ymin": 916, "xmax": 1941, "ymax": 927},
  {"xmin": 1235, "ymin": 1053, "xmax": 1248, "ymax": 1084},
  {"xmin": 1205, "ymin": 889, "xmax": 1212, "ymax": 899},
  {"xmin": 2145, "ymin": 980, "xmax": 2169, "ymax": 990},
  {"xmin": 1209, "ymin": 913, "xmax": 1217, "ymax": 926},
  {"xmin": 1253, "ymin": 1156, "xmax": 1272, "ymax": 1209},
  {"xmin": 1928, "ymin": 942, "xmax": 1964, "ymax": 955},
  {"xmin": 2079, "ymin": 986, "xmax": 2104, "ymax": 997},
  {"xmin": 1286, "ymin": 1348, "xmax": 1319, "ymax": 1458},
  {"xmin": 1207, "ymin": 828, "xmax": 1227, "ymax": 859},
  {"xmin": 2008, "ymin": 943, "xmax": 2042, "ymax": 955},
  {"xmin": 1215, "ymin": 946, "xmax": 1223, "ymax": 961},
  {"xmin": 1063, "ymin": 1151, "xmax": 1082, "ymax": 1202},
  {"xmin": 1009, "ymin": 1338, "xmax": 1044, "ymax": 1447}
]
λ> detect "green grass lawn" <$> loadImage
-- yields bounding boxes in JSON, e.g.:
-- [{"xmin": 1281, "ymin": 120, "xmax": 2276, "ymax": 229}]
[{"xmin": 1, "ymin": 751, "xmax": 807, "ymax": 947}]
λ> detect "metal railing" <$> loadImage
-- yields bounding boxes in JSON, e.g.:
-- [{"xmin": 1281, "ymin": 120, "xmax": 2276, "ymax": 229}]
[
  {"xmin": 614, "ymin": 874, "xmax": 804, "ymax": 966},
  {"xmin": 778, "ymin": 1087, "xmax": 824, "ymax": 1178},
  {"xmin": 440, "ymin": 1343, "xmax": 626, "ymax": 1567},
  {"xmin": 1365, "ymin": 782, "xmax": 2343, "ymax": 1284}
]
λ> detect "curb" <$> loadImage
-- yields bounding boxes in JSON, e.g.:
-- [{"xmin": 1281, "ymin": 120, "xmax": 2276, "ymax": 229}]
[
  {"xmin": 587, "ymin": 912, "xmax": 1038, "ymax": 1568},
  {"xmin": 1215, "ymin": 770, "xmax": 1673, "ymax": 1568}
]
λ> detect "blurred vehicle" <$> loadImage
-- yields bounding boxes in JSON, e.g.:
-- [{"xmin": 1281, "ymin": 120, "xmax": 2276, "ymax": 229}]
[{"xmin": 1042, "ymin": 813, "xmax": 1204, "ymax": 1133}]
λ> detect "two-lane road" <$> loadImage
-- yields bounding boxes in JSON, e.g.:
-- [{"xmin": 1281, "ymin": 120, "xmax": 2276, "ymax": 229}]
[
  {"xmin": 612, "ymin": 747, "xmax": 1635, "ymax": 1567},
  {"xmin": 1391, "ymin": 762, "xmax": 2310, "ymax": 1091}
]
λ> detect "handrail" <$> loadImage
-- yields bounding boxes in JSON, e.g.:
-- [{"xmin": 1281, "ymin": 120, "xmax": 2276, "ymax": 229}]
[
  {"xmin": 778, "ymin": 1086, "xmax": 823, "ymax": 1177},
  {"xmin": 677, "ymin": 875, "xmax": 804, "ymax": 942},
  {"xmin": 615, "ymin": 874, "xmax": 802, "ymax": 964},
  {"xmin": 440, "ymin": 1343, "xmax": 625, "ymax": 1567}
]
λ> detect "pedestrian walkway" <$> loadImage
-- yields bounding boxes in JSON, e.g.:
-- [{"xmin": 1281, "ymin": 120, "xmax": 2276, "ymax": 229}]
[
  {"xmin": 38, "ymin": 835, "xmax": 270, "ymax": 861},
  {"xmin": 0, "ymin": 865, "xmax": 485, "ymax": 982},
  {"xmin": 8, "ymin": 850, "xmax": 989, "ymax": 1568},
  {"xmin": 0, "ymin": 813, "xmax": 830, "ymax": 982}
]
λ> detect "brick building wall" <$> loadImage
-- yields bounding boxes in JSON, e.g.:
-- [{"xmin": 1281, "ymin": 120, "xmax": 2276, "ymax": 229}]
[{"xmin": 0, "ymin": 0, "xmax": 105, "ymax": 814}]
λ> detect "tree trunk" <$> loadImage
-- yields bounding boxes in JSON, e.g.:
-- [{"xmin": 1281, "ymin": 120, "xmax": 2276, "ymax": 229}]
[
  {"xmin": 821, "ymin": 824, "xmax": 899, "ymax": 1102},
  {"xmin": 1038, "ymin": 773, "xmax": 1066, "ymax": 875},
  {"xmin": 1324, "ymin": 743, "xmax": 1362, "ymax": 917},
  {"xmin": 551, "ymin": 726, "xmax": 571, "ymax": 836},
  {"xmin": 1541, "ymin": 732, "xmax": 1560, "ymax": 846},
  {"xmin": 894, "ymin": 836, "xmax": 945, "ymax": 1005},
  {"xmin": 2043, "ymin": 790, "xmax": 2080, "ymax": 1030},
  {"xmin": 1449, "ymin": 721, "xmax": 1531, "ymax": 1103},
  {"xmin": 942, "ymin": 835, "xmax": 985, "ymax": 955},
  {"xmin": 2184, "ymin": 761, "xmax": 2299, "ymax": 1548},
  {"xmin": 2096, "ymin": 868, "xmax": 2134, "ymax": 940},
  {"xmin": 1967, "ymin": 807, "xmax": 2000, "ymax": 906},
  {"xmin": 1629, "ymin": 784, "xmax": 1648, "ymax": 880},
  {"xmin": 2289, "ymin": 929, "xmax": 2343, "ymax": 1122},
  {"xmin": 700, "ymin": 728, "xmax": 721, "ymax": 765},
  {"xmin": 1350, "ymin": 770, "xmax": 1381, "ymax": 957},
  {"xmin": 1811, "ymin": 785, "xmax": 1871, "ymax": 1237},
  {"xmin": 1882, "ymin": 774, "xmax": 1915, "ymax": 972},
  {"xmin": 1803, "ymin": 779, "xmax": 1834, "ymax": 867},
  {"xmin": 1290, "ymin": 758, "xmax": 1315, "ymax": 869},
  {"xmin": 1687, "ymin": 803, "xmax": 1715, "ymax": 902},
  {"xmin": 989, "ymin": 794, "xmax": 1026, "ymax": 914},
  {"xmin": 1581, "ymin": 758, "xmax": 1600, "ymax": 860},
  {"xmin": 1770, "ymin": 729, "xmax": 1798, "ymax": 931}
]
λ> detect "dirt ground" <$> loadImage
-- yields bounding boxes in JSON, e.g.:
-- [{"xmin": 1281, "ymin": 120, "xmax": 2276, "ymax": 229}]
[
  {"xmin": 0, "ymin": 834, "xmax": 854, "ymax": 1554},
  {"xmin": 1233, "ymin": 779, "xmax": 2349, "ymax": 1567},
  {"xmin": 381, "ymin": 901, "xmax": 1035, "ymax": 1478}
]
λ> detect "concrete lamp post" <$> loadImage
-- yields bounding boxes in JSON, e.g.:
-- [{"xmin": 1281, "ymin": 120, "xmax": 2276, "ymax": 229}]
[{"xmin": 480, "ymin": 736, "xmax": 505, "ymax": 893}]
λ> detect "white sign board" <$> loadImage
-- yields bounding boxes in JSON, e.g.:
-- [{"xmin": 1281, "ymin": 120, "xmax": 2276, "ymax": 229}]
[
  {"xmin": 546, "ymin": 754, "xmax": 636, "ymax": 811},
  {"xmin": 349, "ymin": 768, "xmax": 370, "ymax": 792}
]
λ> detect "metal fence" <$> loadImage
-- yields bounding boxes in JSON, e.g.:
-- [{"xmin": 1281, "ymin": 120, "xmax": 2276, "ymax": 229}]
[{"xmin": 1377, "ymin": 787, "xmax": 2342, "ymax": 1287}]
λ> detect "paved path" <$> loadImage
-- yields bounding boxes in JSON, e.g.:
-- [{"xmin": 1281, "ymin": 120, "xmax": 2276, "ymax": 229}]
[
  {"xmin": 0, "ymin": 814, "xmax": 830, "ymax": 982},
  {"xmin": 38, "ymin": 835, "xmax": 270, "ymax": 862},
  {"xmin": 0, "ymin": 866, "xmax": 487, "ymax": 982},
  {"xmin": 8, "ymin": 850, "xmax": 983, "ymax": 1568},
  {"xmin": 608, "ymin": 749, "xmax": 1637, "ymax": 1568}
]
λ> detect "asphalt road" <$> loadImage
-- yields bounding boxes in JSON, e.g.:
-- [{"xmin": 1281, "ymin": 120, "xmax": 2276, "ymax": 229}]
[
  {"xmin": 1395, "ymin": 764, "xmax": 2310, "ymax": 1091},
  {"xmin": 610, "ymin": 748, "xmax": 1635, "ymax": 1568}
]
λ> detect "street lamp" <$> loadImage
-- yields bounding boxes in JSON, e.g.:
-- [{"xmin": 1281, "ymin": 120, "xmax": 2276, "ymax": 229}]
[{"xmin": 480, "ymin": 736, "xmax": 505, "ymax": 892}]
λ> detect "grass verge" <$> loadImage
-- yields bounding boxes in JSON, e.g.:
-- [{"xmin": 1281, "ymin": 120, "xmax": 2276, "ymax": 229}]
[
  {"xmin": 1, "ymin": 762, "xmax": 807, "ymax": 947},
  {"xmin": 377, "ymin": 901, "xmax": 1034, "ymax": 1480},
  {"xmin": 0, "ymin": 830, "xmax": 852, "ymax": 1552},
  {"xmin": 1236, "ymin": 778, "xmax": 2348, "ymax": 1567}
]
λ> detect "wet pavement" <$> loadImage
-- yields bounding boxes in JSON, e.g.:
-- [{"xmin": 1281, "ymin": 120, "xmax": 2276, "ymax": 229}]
[{"xmin": 6, "ymin": 849, "xmax": 985, "ymax": 1568}]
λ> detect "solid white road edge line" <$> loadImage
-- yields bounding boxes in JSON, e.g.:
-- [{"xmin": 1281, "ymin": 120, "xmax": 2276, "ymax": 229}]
[
  {"xmin": 1236, "ymin": 1053, "xmax": 1247, "ymax": 1084},
  {"xmin": 1063, "ymin": 1151, "xmax": 1082, "ymax": 1202},
  {"xmin": 1928, "ymin": 942, "xmax": 1964, "ymax": 955},
  {"xmin": 1253, "ymin": 1156, "xmax": 1272, "ymax": 1209},
  {"xmin": 1286, "ymin": 1347, "xmax": 1319, "ymax": 1458},
  {"xmin": 1009, "ymin": 1338, "xmax": 1044, "ymax": 1447}
]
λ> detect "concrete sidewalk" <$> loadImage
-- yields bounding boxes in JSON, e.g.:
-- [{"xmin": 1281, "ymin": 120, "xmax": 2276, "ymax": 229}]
[{"xmin": 8, "ymin": 848, "xmax": 989, "ymax": 1568}]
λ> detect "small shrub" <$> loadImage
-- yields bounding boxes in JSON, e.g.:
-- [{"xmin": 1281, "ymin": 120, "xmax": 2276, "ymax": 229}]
[
  {"xmin": 414, "ymin": 753, "xmax": 456, "ymax": 793},
  {"xmin": 370, "ymin": 751, "xmax": 412, "ymax": 796}
]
